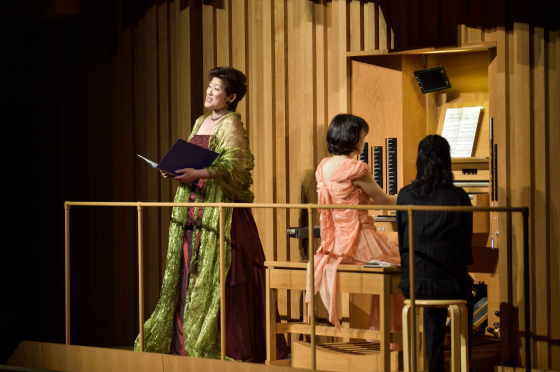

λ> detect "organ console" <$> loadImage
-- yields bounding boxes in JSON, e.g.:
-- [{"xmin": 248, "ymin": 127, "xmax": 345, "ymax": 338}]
[
  {"xmin": 347, "ymin": 42, "xmax": 500, "ymax": 337},
  {"xmin": 285, "ymin": 45, "xmax": 501, "ymax": 363}
]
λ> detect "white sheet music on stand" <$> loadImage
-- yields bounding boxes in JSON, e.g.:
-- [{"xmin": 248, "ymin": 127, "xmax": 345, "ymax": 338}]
[{"xmin": 441, "ymin": 106, "xmax": 483, "ymax": 157}]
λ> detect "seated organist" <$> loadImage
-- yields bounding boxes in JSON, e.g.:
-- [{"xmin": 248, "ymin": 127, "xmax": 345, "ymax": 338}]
[
  {"xmin": 306, "ymin": 113, "xmax": 403, "ymax": 335},
  {"xmin": 303, "ymin": 124, "xmax": 476, "ymax": 367}
]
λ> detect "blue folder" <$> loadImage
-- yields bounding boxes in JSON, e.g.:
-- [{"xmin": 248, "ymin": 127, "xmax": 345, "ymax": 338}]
[{"xmin": 138, "ymin": 138, "xmax": 219, "ymax": 177}]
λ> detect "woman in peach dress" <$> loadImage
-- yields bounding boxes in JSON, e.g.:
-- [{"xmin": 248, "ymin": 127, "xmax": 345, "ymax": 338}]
[{"xmin": 306, "ymin": 114, "xmax": 401, "ymax": 331}]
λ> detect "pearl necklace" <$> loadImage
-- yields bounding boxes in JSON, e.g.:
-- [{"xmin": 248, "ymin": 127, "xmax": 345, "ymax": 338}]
[{"xmin": 211, "ymin": 110, "xmax": 229, "ymax": 121}]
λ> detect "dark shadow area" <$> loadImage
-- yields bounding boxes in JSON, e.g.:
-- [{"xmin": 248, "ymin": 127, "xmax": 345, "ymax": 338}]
[{"xmin": 375, "ymin": 0, "xmax": 559, "ymax": 50}]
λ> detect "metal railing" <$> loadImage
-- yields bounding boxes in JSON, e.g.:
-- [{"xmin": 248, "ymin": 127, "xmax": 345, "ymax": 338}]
[{"xmin": 64, "ymin": 201, "xmax": 529, "ymax": 371}]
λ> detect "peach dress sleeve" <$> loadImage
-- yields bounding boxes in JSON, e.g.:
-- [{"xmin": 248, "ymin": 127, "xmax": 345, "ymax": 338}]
[{"xmin": 306, "ymin": 158, "xmax": 400, "ymax": 329}]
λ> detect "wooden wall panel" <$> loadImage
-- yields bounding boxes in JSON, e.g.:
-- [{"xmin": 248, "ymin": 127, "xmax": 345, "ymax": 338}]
[
  {"xmin": 363, "ymin": 2, "xmax": 376, "ymax": 51},
  {"xmin": 273, "ymin": 0, "xmax": 288, "ymax": 264},
  {"xmin": 548, "ymin": 27, "xmax": 560, "ymax": 369},
  {"xmin": 259, "ymin": 0, "xmax": 276, "ymax": 261},
  {"xmin": 272, "ymin": 0, "xmax": 290, "ymax": 324},
  {"xmin": 286, "ymin": 0, "xmax": 315, "ymax": 329},
  {"xmin": 202, "ymin": 3, "xmax": 216, "ymax": 76},
  {"xmin": 377, "ymin": 1, "xmax": 389, "ymax": 50},
  {"xmin": 128, "ymin": 2, "xmax": 559, "ymax": 368},
  {"xmin": 231, "ymin": 0, "xmax": 248, "ymax": 118},
  {"xmin": 314, "ymin": 2, "xmax": 329, "ymax": 165},
  {"xmin": 401, "ymin": 55, "xmax": 428, "ymax": 188},
  {"xmin": 12, "ymin": 0, "xmax": 558, "ymax": 369},
  {"xmin": 175, "ymin": 1, "xmax": 200, "ymax": 140},
  {"xmin": 336, "ymin": 0, "xmax": 348, "ymax": 111},
  {"xmin": 215, "ymin": 1, "xmax": 231, "ymax": 67},
  {"xmin": 349, "ymin": 0, "xmax": 363, "ymax": 52},
  {"xmin": 532, "ymin": 17, "xmax": 549, "ymax": 369},
  {"xmin": 510, "ymin": 19, "xmax": 532, "ymax": 361},
  {"xmin": 247, "ymin": 0, "xmax": 275, "ymax": 262},
  {"xmin": 326, "ymin": 1, "xmax": 342, "ymax": 120}
]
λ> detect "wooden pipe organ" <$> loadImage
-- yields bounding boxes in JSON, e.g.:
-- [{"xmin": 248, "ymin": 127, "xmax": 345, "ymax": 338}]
[{"xmin": 348, "ymin": 42, "xmax": 500, "ymax": 338}]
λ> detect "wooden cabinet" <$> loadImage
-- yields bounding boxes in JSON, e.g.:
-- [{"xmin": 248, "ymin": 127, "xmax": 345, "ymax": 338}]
[
  {"xmin": 348, "ymin": 42, "xmax": 500, "ymax": 337},
  {"xmin": 349, "ymin": 42, "xmax": 494, "ymax": 197}
]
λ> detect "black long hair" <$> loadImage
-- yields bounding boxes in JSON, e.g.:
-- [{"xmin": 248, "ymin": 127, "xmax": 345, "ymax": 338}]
[{"xmin": 408, "ymin": 134, "xmax": 454, "ymax": 198}]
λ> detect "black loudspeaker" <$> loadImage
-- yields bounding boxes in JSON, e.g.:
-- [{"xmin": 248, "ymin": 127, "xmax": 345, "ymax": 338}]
[{"xmin": 414, "ymin": 66, "xmax": 451, "ymax": 93}]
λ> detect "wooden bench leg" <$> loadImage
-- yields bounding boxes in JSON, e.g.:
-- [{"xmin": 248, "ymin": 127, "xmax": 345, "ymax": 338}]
[
  {"xmin": 402, "ymin": 304, "xmax": 411, "ymax": 372},
  {"xmin": 266, "ymin": 269, "xmax": 277, "ymax": 364},
  {"xmin": 458, "ymin": 303, "xmax": 469, "ymax": 372},
  {"xmin": 449, "ymin": 303, "xmax": 469, "ymax": 372},
  {"xmin": 449, "ymin": 305, "xmax": 461, "ymax": 372}
]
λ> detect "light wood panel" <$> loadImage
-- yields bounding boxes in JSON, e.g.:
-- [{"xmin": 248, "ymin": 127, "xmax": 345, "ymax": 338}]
[
  {"xmin": 9, "ymin": 1, "xmax": 559, "ymax": 370},
  {"xmin": 7, "ymin": 341, "xmax": 315, "ymax": 372},
  {"xmin": 548, "ymin": 26, "xmax": 560, "ymax": 369},
  {"xmin": 260, "ymin": 0, "xmax": 276, "ymax": 261},
  {"xmin": 351, "ymin": 57, "xmax": 403, "ymax": 152},
  {"xmin": 247, "ymin": 0, "xmax": 265, "ymax": 250},
  {"xmin": 495, "ymin": 17, "xmax": 515, "ymax": 367},
  {"xmin": 7, "ymin": 341, "xmax": 44, "ymax": 370},
  {"xmin": 363, "ymin": 2, "xmax": 376, "ymax": 51},
  {"xmin": 286, "ymin": 0, "xmax": 315, "ymax": 337},
  {"xmin": 349, "ymin": 0, "xmax": 363, "ymax": 52},
  {"xmin": 532, "ymin": 15, "xmax": 549, "ymax": 369},
  {"xmin": 511, "ymin": 19, "xmax": 532, "ymax": 363},
  {"xmin": 350, "ymin": 55, "xmax": 425, "ymax": 190},
  {"xmin": 401, "ymin": 55, "xmax": 427, "ymax": 187}
]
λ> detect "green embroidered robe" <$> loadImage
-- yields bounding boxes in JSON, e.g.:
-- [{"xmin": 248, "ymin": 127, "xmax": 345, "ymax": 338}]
[{"xmin": 134, "ymin": 112, "xmax": 255, "ymax": 359}]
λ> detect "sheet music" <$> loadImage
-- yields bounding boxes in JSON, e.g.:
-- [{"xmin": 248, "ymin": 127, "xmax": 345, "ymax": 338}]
[
  {"xmin": 441, "ymin": 106, "xmax": 483, "ymax": 157},
  {"xmin": 455, "ymin": 107, "xmax": 482, "ymax": 157},
  {"xmin": 441, "ymin": 108, "xmax": 463, "ymax": 157},
  {"xmin": 137, "ymin": 154, "xmax": 158, "ymax": 168}
]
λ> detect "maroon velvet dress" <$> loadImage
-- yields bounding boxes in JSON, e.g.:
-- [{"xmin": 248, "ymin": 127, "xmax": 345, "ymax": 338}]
[{"xmin": 170, "ymin": 135, "xmax": 288, "ymax": 362}]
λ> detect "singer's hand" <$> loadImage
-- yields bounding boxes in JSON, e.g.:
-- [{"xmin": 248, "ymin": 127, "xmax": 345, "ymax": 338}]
[
  {"xmin": 160, "ymin": 171, "xmax": 174, "ymax": 179},
  {"xmin": 174, "ymin": 168, "xmax": 199, "ymax": 183}
]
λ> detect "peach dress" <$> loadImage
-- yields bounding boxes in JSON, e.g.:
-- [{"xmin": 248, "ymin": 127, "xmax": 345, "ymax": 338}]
[{"xmin": 306, "ymin": 158, "xmax": 400, "ymax": 329}]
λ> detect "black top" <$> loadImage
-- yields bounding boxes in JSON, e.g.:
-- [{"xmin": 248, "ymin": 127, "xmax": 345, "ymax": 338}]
[{"xmin": 397, "ymin": 185, "xmax": 473, "ymax": 298}]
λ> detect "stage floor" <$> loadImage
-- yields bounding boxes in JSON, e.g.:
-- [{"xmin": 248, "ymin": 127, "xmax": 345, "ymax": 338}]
[{"xmin": 7, "ymin": 336, "xmax": 500, "ymax": 372}]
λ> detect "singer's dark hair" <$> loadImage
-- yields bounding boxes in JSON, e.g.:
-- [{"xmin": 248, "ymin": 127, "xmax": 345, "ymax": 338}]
[
  {"xmin": 326, "ymin": 114, "xmax": 369, "ymax": 155},
  {"xmin": 208, "ymin": 66, "xmax": 247, "ymax": 111},
  {"xmin": 408, "ymin": 134, "xmax": 454, "ymax": 198}
]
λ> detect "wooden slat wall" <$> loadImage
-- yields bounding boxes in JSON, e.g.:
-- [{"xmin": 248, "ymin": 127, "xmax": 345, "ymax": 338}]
[
  {"xmin": 548, "ymin": 24, "xmax": 560, "ymax": 372},
  {"xmin": 29, "ymin": 0, "xmax": 558, "ymax": 369}
]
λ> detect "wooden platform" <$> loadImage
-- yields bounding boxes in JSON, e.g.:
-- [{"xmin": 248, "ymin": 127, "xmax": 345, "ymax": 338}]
[
  {"xmin": 6, "ymin": 341, "xmax": 319, "ymax": 372},
  {"xmin": 6, "ymin": 338, "xmax": 505, "ymax": 372},
  {"xmin": 291, "ymin": 341, "xmax": 400, "ymax": 372}
]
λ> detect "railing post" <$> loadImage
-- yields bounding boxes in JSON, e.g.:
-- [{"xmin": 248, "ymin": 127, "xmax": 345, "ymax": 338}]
[
  {"xmin": 408, "ymin": 209, "xmax": 416, "ymax": 372},
  {"xmin": 308, "ymin": 206, "xmax": 316, "ymax": 371},
  {"xmin": 64, "ymin": 202, "xmax": 70, "ymax": 345},
  {"xmin": 219, "ymin": 204, "xmax": 226, "ymax": 361},
  {"xmin": 523, "ymin": 207, "xmax": 530, "ymax": 372},
  {"xmin": 137, "ymin": 203, "xmax": 144, "ymax": 352}
]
